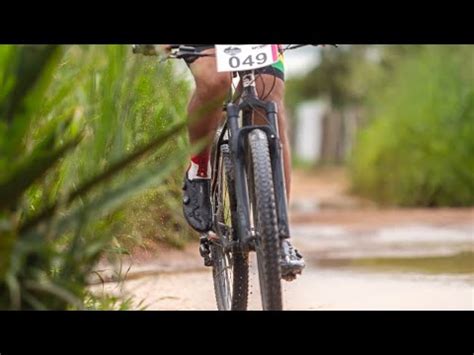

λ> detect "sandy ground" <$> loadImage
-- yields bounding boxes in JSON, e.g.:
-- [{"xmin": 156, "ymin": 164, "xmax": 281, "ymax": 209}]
[{"xmin": 90, "ymin": 168, "xmax": 474, "ymax": 310}]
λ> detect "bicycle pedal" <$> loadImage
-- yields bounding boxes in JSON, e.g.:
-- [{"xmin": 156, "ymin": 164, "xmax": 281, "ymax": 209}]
[
  {"xmin": 281, "ymin": 273, "xmax": 299, "ymax": 282},
  {"xmin": 247, "ymin": 238, "xmax": 256, "ymax": 252},
  {"xmin": 199, "ymin": 234, "xmax": 213, "ymax": 267},
  {"xmin": 207, "ymin": 231, "xmax": 220, "ymax": 242}
]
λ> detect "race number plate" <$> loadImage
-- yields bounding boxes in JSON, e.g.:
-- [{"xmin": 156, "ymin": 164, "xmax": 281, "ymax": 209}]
[{"xmin": 215, "ymin": 45, "xmax": 279, "ymax": 72}]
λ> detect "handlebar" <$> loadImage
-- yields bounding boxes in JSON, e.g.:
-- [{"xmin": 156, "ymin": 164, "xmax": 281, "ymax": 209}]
[{"xmin": 132, "ymin": 44, "xmax": 337, "ymax": 61}]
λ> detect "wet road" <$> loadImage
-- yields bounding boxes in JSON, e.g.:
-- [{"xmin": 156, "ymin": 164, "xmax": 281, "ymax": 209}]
[
  {"xmin": 101, "ymin": 263, "xmax": 472, "ymax": 310},
  {"xmin": 92, "ymin": 214, "xmax": 473, "ymax": 310},
  {"xmin": 90, "ymin": 170, "xmax": 473, "ymax": 310}
]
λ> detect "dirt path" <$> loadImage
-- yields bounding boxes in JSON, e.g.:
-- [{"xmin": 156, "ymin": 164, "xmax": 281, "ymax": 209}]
[
  {"xmin": 94, "ymin": 267, "xmax": 471, "ymax": 310},
  {"xmin": 90, "ymin": 168, "xmax": 474, "ymax": 310}
]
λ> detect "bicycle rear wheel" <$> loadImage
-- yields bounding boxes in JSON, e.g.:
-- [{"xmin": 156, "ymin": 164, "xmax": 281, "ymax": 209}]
[{"xmin": 211, "ymin": 143, "xmax": 249, "ymax": 310}]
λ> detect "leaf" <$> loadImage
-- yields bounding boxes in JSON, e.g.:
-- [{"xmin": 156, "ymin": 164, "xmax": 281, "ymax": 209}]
[
  {"xmin": 19, "ymin": 121, "xmax": 188, "ymax": 234},
  {"xmin": 0, "ymin": 45, "xmax": 63, "ymax": 124},
  {"xmin": 53, "ymin": 147, "xmax": 190, "ymax": 236},
  {"xmin": 0, "ymin": 134, "xmax": 82, "ymax": 211},
  {"xmin": 68, "ymin": 120, "xmax": 187, "ymax": 203},
  {"xmin": 24, "ymin": 280, "xmax": 83, "ymax": 310}
]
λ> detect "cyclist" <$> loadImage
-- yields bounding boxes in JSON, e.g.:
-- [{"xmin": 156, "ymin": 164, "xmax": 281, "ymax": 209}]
[{"xmin": 137, "ymin": 44, "xmax": 305, "ymax": 281}]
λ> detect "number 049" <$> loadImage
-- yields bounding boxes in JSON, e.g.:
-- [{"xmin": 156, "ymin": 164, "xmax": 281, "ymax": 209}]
[
  {"xmin": 215, "ymin": 45, "xmax": 279, "ymax": 72},
  {"xmin": 229, "ymin": 53, "xmax": 268, "ymax": 68}
]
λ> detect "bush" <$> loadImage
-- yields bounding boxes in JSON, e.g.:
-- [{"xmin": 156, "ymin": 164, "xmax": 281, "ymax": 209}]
[
  {"xmin": 0, "ymin": 45, "xmax": 193, "ymax": 309},
  {"xmin": 350, "ymin": 46, "xmax": 474, "ymax": 206}
]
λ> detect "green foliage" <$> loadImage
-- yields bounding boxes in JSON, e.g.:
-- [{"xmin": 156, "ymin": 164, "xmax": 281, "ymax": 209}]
[
  {"xmin": 83, "ymin": 290, "xmax": 147, "ymax": 310},
  {"xmin": 286, "ymin": 45, "xmax": 474, "ymax": 206},
  {"xmin": 0, "ymin": 45, "xmax": 193, "ymax": 309},
  {"xmin": 350, "ymin": 46, "xmax": 474, "ymax": 206}
]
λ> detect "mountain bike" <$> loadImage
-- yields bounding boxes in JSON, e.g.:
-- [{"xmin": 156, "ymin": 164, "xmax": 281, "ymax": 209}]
[{"xmin": 133, "ymin": 44, "xmax": 322, "ymax": 310}]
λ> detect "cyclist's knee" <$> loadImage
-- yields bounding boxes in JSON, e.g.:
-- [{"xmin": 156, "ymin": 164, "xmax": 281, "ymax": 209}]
[
  {"xmin": 257, "ymin": 74, "xmax": 285, "ymax": 103},
  {"xmin": 190, "ymin": 59, "xmax": 232, "ymax": 101}
]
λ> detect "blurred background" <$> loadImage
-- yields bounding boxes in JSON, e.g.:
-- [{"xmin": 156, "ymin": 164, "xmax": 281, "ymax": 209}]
[
  {"xmin": 0, "ymin": 45, "xmax": 472, "ymax": 310},
  {"xmin": 285, "ymin": 45, "xmax": 473, "ymax": 203}
]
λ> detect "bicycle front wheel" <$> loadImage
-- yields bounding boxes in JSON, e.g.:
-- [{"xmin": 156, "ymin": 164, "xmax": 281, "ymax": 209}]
[{"xmin": 248, "ymin": 129, "xmax": 283, "ymax": 310}]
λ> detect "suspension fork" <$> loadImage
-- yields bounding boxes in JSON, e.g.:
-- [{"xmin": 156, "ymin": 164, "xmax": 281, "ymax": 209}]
[
  {"xmin": 226, "ymin": 70, "xmax": 291, "ymax": 247},
  {"xmin": 239, "ymin": 69, "xmax": 291, "ymax": 240},
  {"xmin": 264, "ymin": 101, "xmax": 291, "ymax": 239},
  {"xmin": 226, "ymin": 103, "xmax": 253, "ymax": 248}
]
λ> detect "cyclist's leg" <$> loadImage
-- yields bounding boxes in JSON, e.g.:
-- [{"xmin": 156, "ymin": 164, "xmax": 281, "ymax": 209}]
[
  {"xmin": 251, "ymin": 46, "xmax": 291, "ymax": 198},
  {"xmin": 253, "ymin": 61, "xmax": 305, "ymax": 280},
  {"xmin": 182, "ymin": 47, "xmax": 232, "ymax": 233},
  {"xmin": 254, "ymin": 74, "xmax": 291, "ymax": 201},
  {"xmin": 187, "ymin": 47, "xmax": 232, "ymax": 172}
]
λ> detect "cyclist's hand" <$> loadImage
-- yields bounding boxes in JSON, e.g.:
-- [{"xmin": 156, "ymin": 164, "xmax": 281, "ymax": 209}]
[{"xmin": 157, "ymin": 45, "xmax": 173, "ymax": 55}]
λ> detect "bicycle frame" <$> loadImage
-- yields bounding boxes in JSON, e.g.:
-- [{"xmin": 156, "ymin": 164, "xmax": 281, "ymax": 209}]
[{"xmin": 212, "ymin": 70, "xmax": 291, "ymax": 252}]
